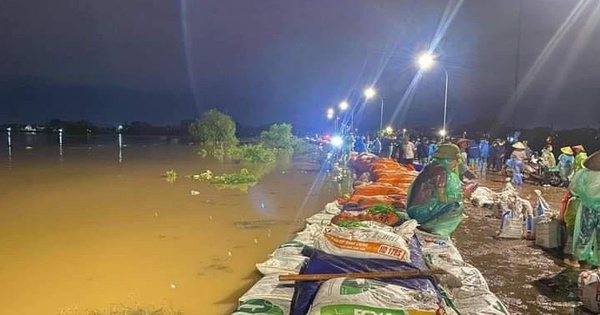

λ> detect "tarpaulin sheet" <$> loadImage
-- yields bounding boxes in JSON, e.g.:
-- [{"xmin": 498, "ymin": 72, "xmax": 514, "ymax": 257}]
[{"xmin": 290, "ymin": 235, "xmax": 440, "ymax": 315}]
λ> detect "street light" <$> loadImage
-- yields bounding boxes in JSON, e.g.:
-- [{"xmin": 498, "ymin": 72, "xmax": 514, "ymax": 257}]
[
  {"xmin": 439, "ymin": 129, "xmax": 447, "ymax": 138},
  {"xmin": 364, "ymin": 87, "xmax": 384, "ymax": 132},
  {"xmin": 339, "ymin": 101, "xmax": 349, "ymax": 111},
  {"xmin": 417, "ymin": 52, "xmax": 449, "ymax": 142},
  {"xmin": 385, "ymin": 126, "xmax": 393, "ymax": 135}
]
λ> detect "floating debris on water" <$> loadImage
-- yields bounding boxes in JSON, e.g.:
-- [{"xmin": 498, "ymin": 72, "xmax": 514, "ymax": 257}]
[
  {"xmin": 190, "ymin": 190, "xmax": 200, "ymax": 196},
  {"xmin": 233, "ymin": 220, "xmax": 291, "ymax": 230},
  {"xmin": 253, "ymin": 238, "xmax": 258, "ymax": 244},
  {"xmin": 227, "ymin": 251, "xmax": 232, "ymax": 257},
  {"xmin": 154, "ymin": 211, "xmax": 159, "ymax": 218},
  {"xmin": 209, "ymin": 215, "xmax": 213, "ymax": 221},
  {"xmin": 170, "ymin": 283, "xmax": 177, "ymax": 289}
]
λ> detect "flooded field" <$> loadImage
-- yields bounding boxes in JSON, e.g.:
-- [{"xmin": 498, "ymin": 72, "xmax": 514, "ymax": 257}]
[
  {"xmin": 453, "ymin": 173, "xmax": 589, "ymax": 315},
  {"xmin": 0, "ymin": 134, "xmax": 339, "ymax": 315}
]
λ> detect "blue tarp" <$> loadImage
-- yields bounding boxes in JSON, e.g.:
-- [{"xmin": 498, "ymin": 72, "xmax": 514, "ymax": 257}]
[{"xmin": 290, "ymin": 235, "xmax": 440, "ymax": 315}]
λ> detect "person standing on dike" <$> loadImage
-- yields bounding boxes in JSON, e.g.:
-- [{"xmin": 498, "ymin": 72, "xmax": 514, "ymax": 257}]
[
  {"xmin": 510, "ymin": 142, "xmax": 527, "ymax": 189},
  {"xmin": 558, "ymin": 146, "xmax": 575, "ymax": 187},
  {"xmin": 564, "ymin": 150, "xmax": 600, "ymax": 268},
  {"xmin": 573, "ymin": 145, "xmax": 588, "ymax": 173}
]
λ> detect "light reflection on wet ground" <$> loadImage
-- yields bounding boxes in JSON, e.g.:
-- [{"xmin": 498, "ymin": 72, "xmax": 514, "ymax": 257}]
[
  {"xmin": 0, "ymin": 137, "xmax": 339, "ymax": 314},
  {"xmin": 453, "ymin": 173, "xmax": 592, "ymax": 315}
]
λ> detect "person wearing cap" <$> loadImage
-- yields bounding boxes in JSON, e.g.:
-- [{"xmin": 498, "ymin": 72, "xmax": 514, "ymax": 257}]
[
  {"xmin": 566, "ymin": 150, "xmax": 600, "ymax": 267},
  {"xmin": 573, "ymin": 145, "xmax": 588, "ymax": 173},
  {"xmin": 407, "ymin": 144, "xmax": 464, "ymax": 236},
  {"xmin": 558, "ymin": 146, "xmax": 575, "ymax": 187},
  {"xmin": 510, "ymin": 142, "xmax": 527, "ymax": 188}
]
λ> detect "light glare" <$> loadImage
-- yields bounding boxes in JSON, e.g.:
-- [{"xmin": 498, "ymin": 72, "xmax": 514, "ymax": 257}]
[
  {"xmin": 339, "ymin": 101, "xmax": 349, "ymax": 111},
  {"xmin": 364, "ymin": 88, "xmax": 376, "ymax": 99},
  {"xmin": 417, "ymin": 53, "xmax": 435, "ymax": 70}
]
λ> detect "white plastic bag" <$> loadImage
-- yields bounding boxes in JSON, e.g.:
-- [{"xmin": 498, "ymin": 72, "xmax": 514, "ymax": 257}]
[
  {"xmin": 307, "ymin": 278, "xmax": 442, "ymax": 315},
  {"xmin": 498, "ymin": 210, "xmax": 522, "ymax": 239},
  {"xmin": 314, "ymin": 226, "xmax": 412, "ymax": 261},
  {"xmin": 535, "ymin": 218, "xmax": 561, "ymax": 249},
  {"xmin": 234, "ymin": 275, "xmax": 293, "ymax": 315},
  {"xmin": 255, "ymin": 255, "xmax": 307, "ymax": 275},
  {"xmin": 579, "ymin": 269, "xmax": 600, "ymax": 313}
]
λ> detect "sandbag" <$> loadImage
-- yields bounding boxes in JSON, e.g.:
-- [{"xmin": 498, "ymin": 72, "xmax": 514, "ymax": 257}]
[
  {"xmin": 471, "ymin": 187, "xmax": 496, "ymax": 207},
  {"xmin": 306, "ymin": 212, "xmax": 335, "ymax": 225},
  {"xmin": 234, "ymin": 275, "xmax": 294, "ymax": 315},
  {"xmin": 307, "ymin": 278, "xmax": 443, "ymax": 315},
  {"xmin": 534, "ymin": 218, "xmax": 561, "ymax": 249},
  {"xmin": 290, "ymin": 245, "xmax": 439, "ymax": 315},
  {"xmin": 498, "ymin": 210, "xmax": 522, "ymax": 239},
  {"xmin": 579, "ymin": 270, "xmax": 600, "ymax": 313},
  {"xmin": 256, "ymin": 255, "xmax": 308, "ymax": 275},
  {"xmin": 313, "ymin": 223, "xmax": 415, "ymax": 261}
]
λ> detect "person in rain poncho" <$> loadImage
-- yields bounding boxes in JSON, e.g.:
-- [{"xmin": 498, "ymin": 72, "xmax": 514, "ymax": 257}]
[
  {"xmin": 511, "ymin": 142, "xmax": 527, "ymax": 188},
  {"xmin": 456, "ymin": 138, "xmax": 476, "ymax": 181},
  {"xmin": 407, "ymin": 144, "xmax": 464, "ymax": 236},
  {"xmin": 428, "ymin": 140, "xmax": 438, "ymax": 164},
  {"xmin": 558, "ymin": 146, "xmax": 575, "ymax": 186},
  {"xmin": 354, "ymin": 136, "xmax": 366, "ymax": 153},
  {"xmin": 478, "ymin": 138, "xmax": 490, "ymax": 176},
  {"xmin": 565, "ymin": 151, "xmax": 600, "ymax": 267},
  {"xmin": 371, "ymin": 137, "xmax": 382, "ymax": 155},
  {"xmin": 540, "ymin": 144, "xmax": 556, "ymax": 185},
  {"xmin": 573, "ymin": 145, "xmax": 588, "ymax": 173}
]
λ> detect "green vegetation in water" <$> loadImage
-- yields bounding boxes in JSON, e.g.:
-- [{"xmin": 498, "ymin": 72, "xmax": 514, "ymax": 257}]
[
  {"xmin": 164, "ymin": 170, "xmax": 177, "ymax": 183},
  {"xmin": 188, "ymin": 109, "xmax": 238, "ymax": 148},
  {"xmin": 210, "ymin": 168, "xmax": 258, "ymax": 185},
  {"xmin": 260, "ymin": 123, "xmax": 294, "ymax": 150},
  {"xmin": 227, "ymin": 144, "xmax": 277, "ymax": 164},
  {"xmin": 194, "ymin": 168, "xmax": 258, "ymax": 186}
]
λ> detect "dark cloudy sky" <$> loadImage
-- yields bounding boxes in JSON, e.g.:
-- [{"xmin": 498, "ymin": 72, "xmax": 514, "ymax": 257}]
[{"xmin": 1, "ymin": 0, "xmax": 599, "ymax": 130}]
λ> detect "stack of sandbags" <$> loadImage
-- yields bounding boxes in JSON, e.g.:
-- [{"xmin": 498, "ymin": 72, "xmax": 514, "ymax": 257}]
[{"xmin": 417, "ymin": 231, "xmax": 510, "ymax": 315}]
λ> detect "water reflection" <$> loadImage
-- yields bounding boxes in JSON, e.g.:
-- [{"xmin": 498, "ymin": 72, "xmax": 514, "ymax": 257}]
[
  {"xmin": 59, "ymin": 129, "xmax": 64, "ymax": 163},
  {"xmin": 118, "ymin": 133, "xmax": 123, "ymax": 163},
  {"xmin": 7, "ymin": 128, "xmax": 11, "ymax": 169}
]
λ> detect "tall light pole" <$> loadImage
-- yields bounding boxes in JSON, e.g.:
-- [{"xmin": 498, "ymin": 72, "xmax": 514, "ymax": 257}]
[
  {"xmin": 417, "ymin": 52, "xmax": 449, "ymax": 142},
  {"xmin": 364, "ymin": 87, "xmax": 384, "ymax": 132},
  {"xmin": 339, "ymin": 101, "xmax": 353, "ymax": 132}
]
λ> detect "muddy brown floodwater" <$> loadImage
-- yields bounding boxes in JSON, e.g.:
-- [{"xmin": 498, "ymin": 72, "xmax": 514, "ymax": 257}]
[
  {"xmin": 0, "ymin": 135, "xmax": 339, "ymax": 315},
  {"xmin": 453, "ymin": 172, "xmax": 592, "ymax": 315}
]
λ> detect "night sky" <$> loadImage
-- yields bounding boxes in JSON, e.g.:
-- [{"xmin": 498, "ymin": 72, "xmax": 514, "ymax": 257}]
[{"xmin": 1, "ymin": 0, "xmax": 599, "ymax": 131}]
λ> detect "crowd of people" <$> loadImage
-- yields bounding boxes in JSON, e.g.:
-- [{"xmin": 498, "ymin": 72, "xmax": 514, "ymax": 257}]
[{"xmin": 341, "ymin": 131, "xmax": 593, "ymax": 191}]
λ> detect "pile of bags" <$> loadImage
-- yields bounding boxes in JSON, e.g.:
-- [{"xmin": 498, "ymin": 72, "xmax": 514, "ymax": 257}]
[
  {"xmin": 471, "ymin": 184, "xmax": 561, "ymax": 248},
  {"xmin": 234, "ymin": 155, "xmax": 509, "ymax": 314}
]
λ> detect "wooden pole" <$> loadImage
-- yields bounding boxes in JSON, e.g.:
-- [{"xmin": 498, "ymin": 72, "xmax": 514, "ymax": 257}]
[{"xmin": 279, "ymin": 269, "xmax": 447, "ymax": 282}]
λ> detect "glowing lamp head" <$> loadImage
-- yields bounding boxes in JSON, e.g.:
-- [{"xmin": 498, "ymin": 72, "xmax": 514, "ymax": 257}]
[
  {"xmin": 364, "ymin": 88, "xmax": 376, "ymax": 99},
  {"xmin": 331, "ymin": 136, "xmax": 343, "ymax": 148},
  {"xmin": 385, "ymin": 126, "xmax": 393, "ymax": 134},
  {"xmin": 439, "ymin": 129, "xmax": 447, "ymax": 137},
  {"xmin": 417, "ymin": 52, "xmax": 435, "ymax": 70},
  {"xmin": 327, "ymin": 108, "xmax": 335, "ymax": 115},
  {"xmin": 339, "ymin": 101, "xmax": 349, "ymax": 111}
]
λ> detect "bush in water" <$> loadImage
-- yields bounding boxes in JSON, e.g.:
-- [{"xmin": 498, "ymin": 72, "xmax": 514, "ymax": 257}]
[
  {"xmin": 260, "ymin": 123, "xmax": 294, "ymax": 150},
  {"xmin": 227, "ymin": 144, "xmax": 277, "ymax": 164},
  {"xmin": 188, "ymin": 109, "xmax": 238, "ymax": 148}
]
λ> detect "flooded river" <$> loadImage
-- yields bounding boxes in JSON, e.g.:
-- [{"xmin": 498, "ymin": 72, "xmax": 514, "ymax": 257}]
[{"xmin": 0, "ymin": 134, "xmax": 339, "ymax": 315}]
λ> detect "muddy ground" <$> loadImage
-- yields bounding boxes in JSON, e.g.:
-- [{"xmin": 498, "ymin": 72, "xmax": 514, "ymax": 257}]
[{"xmin": 452, "ymin": 172, "xmax": 591, "ymax": 315}]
